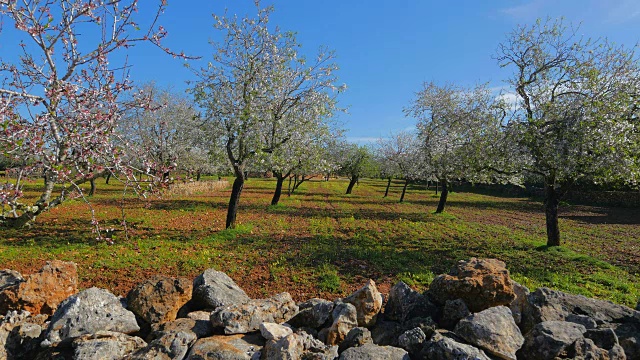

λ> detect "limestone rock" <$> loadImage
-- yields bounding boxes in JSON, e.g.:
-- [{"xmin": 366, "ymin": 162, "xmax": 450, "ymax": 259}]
[
  {"xmin": 150, "ymin": 318, "xmax": 214, "ymax": 340},
  {"xmin": 127, "ymin": 275, "xmax": 193, "ymax": 324},
  {"xmin": 398, "ymin": 327, "xmax": 426, "ymax": 355},
  {"xmin": 343, "ymin": 279, "xmax": 383, "ymax": 327},
  {"xmin": 45, "ymin": 287, "xmax": 140, "ymax": 345},
  {"xmin": 260, "ymin": 322, "xmax": 293, "ymax": 341},
  {"xmin": 288, "ymin": 298, "xmax": 334, "ymax": 329},
  {"xmin": 420, "ymin": 332, "xmax": 491, "ymax": 360},
  {"xmin": 339, "ymin": 343, "xmax": 410, "ymax": 359},
  {"xmin": 0, "ymin": 269, "xmax": 23, "ymax": 288},
  {"xmin": 211, "ymin": 292, "xmax": 298, "ymax": 334},
  {"xmin": 509, "ymin": 280, "xmax": 529, "ymax": 325},
  {"xmin": 326, "ymin": 301, "xmax": 358, "ymax": 346},
  {"xmin": 192, "ymin": 269, "xmax": 250, "ymax": 310},
  {"xmin": 585, "ymin": 328, "xmax": 619, "ymax": 351},
  {"xmin": 263, "ymin": 331, "xmax": 337, "ymax": 360},
  {"xmin": 338, "ymin": 327, "xmax": 372, "ymax": 353},
  {"xmin": 517, "ymin": 320, "xmax": 586, "ymax": 360},
  {"xmin": 428, "ymin": 258, "xmax": 516, "ymax": 312},
  {"xmin": 128, "ymin": 329, "xmax": 197, "ymax": 360},
  {"xmin": 522, "ymin": 287, "xmax": 640, "ymax": 359},
  {"xmin": 71, "ymin": 331, "xmax": 146, "ymax": 360},
  {"xmin": 0, "ymin": 261, "xmax": 77, "ymax": 315},
  {"xmin": 565, "ymin": 337, "xmax": 627, "ymax": 360},
  {"xmin": 454, "ymin": 306, "xmax": 524, "ymax": 360},
  {"xmin": 0, "ymin": 311, "xmax": 43, "ymax": 360},
  {"xmin": 385, "ymin": 281, "xmax": 438, "ymax": 323},
  {"xmin": 440, "ymin": 298, "xmax": 470, "ymax": 330},
  {"xmin": 185, "ymin": 333, "xmax": 264, "ymax": 360}
]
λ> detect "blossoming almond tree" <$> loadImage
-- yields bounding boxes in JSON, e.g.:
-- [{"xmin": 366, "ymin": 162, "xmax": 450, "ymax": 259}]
[
  {"xmin": 405, "ymin": 82, "xmax": 508, "ymax": 213},
  {"xmin": 190, "ymin": 2, "xmax": 344, "ymax": 229},
  {"xmin": 0, "ymin": 0, "xmax": 190, "ymax": 229},
  {"xmin": 497, "ymin": 18, "xmax": 640, "ymax": 246},
  {"xmin": 377, "ymin": 131, "xmax": 428, "ymax": 202}
]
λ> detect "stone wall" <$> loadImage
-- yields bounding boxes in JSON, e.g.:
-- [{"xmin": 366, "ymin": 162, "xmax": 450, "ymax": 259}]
[{"xmin": 0, "ymin": 258, "xmax": 638, "ymax": 359}]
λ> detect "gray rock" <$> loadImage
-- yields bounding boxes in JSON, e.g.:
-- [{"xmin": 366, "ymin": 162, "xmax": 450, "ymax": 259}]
[
  {"xmin": 522, "ymin": 287, "xmax": 640, "ymax": 359},
  {"xmin": 263, "ymin": 331, "xmax": 338, "ymax": 360},
  {"xmin": 187, "ymin": 311, "xmax": 213, "ymax": 322},
  {"xmin": 585, "ymin": 328, "xmax": 619, "ymax": 350},
  {"xmin": 454, "ymin": 306, "xmax": 523, "ymax": 360},
  {"xmin": 339, "ymin": 343, "xmax": 410, "ymax": 359},
  {"xmin": 192, "ymin": 270, "xmax": 250, "ymax": 310},
  {"xmin": 508, "ymin": 281, "xmax": 529, "ymax": 325},
  {"xmin": 371, "ymin": 320, "xmax": 404, "ymax": 346},
  {"xmin": 150, "ymin": 318, "xmax": 214, "ymax": 340},
  {"xmin": 128, "ymin": 329, "xmax": 197, "ymax": 360},
  {"xmin": 566, "ymin": 314, "xmax": 598, "ymax": 330},
  {"xmin": 71, "ymin": 331, "xmax": 146, "ymax": 360},
  {"xmin": 517, "ymin": 320, "xmax": 586, "ymax": 360},
  {"xmin": 45, "ymin": 287, "xmax": 140, "ymax": 345},
  {"xmin": 398, "ymin": 327, "xmax": 426, "ymax": 355},
  {"xmin": 0, "ymin": 269, "xmax": 24, "ymax": 289},
  {"xmin": 211, "ymin": 292, "xmax": 298, "ymax": 334},
  {"xmin": 385, "ymin": 281, "xmax": 438, "ymax": 323},
  {"xmin": 1, "ymin": 312, "xmax": 43, "ymax": 360},
  {"xmin": 326, "ymin": 301, "xmax": 358, "ymax": 345},
  {"xmin": 420, "ymin": 332, "xmax": 491, "ymax": 360},
  {"xmin": 565, "ymin": 337, "xmax": 627, "ymax": 360},
  {"xmin": 440, "ymin": 299, "xmax": 470, "ymax": 330},
  {"xmin": 260, "ymin": 322, "xmax": 293, "ymax": 341},
  {"xmin": 288, "ymin": 298, "xmax": 334, "ymax": 329},
  {"xmin": 338, "ymin": 327, "xmax": 372, "ymax": 353},
  {"xmin": 343, "ymin": 279, "xmax": 383, "ymax": 327},
  {"xmin": 186, "ymin": 333, "xmax": 264, "ymax": 360}
]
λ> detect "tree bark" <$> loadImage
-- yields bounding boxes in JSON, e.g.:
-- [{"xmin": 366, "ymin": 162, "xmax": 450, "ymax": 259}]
[
  {"xmin": 225, "ymin": 174, "xmax": 245, "ymax": 229},
  {"xmin": 400, "ymin": 178, "xmax": 409, "ymax": 203},
  {"xmin": 544, "ymin": 181, "xmax": 561, "ymax": 246},
  {"xmin": 384, "ymin": 177, "xmax": 391, "ymax": 198},
  {"xmin": 346, "ymin": 176, "xmax": 358, "ymax": 195},
  {"xmin": 271, "ymin": 173, "xmax": 285, "ymax": 206},
  {"xmin": 88, "ymin": 178, "xmax": 96, "ymax": 197},
  {"xmin": 196, "ymin": 170, "xmax": 201, "ymax": 181},
  {"xmin": 105, "ymin": 172, "xmax": 111, "ymax": 184},
  {"xmin": 435, "ymin": 179, "xmax": 448, "ymax": 213},
  {"xmin": 435, "ymin": 180, "xmax": 438, "ymax": 195},
  {"xmin": 287, "ymin": 176, "xmax": 293, "ymax": 196}
]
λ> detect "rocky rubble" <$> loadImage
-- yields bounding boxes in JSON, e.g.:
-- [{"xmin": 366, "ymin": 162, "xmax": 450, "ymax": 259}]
[{"xmin": 0, "ymin": 257, "xmax": 638, "ymax": 359}]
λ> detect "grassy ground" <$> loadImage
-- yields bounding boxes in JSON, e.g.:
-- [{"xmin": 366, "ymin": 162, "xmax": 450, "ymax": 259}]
[{"xmin": 1, "ymin": 177, "xmax": 638, "ymax": 307}]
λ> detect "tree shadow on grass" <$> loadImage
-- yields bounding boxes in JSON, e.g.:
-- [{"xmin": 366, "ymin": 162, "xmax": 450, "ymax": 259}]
[{"xmin": 559, "ymin": 207, "xmax": 640, "ymax": 225}]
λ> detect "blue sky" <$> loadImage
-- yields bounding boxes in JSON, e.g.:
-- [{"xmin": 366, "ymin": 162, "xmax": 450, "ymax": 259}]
[{"xmin": 3, "ymin": 1, "xmax": 640, "ymax": 143}]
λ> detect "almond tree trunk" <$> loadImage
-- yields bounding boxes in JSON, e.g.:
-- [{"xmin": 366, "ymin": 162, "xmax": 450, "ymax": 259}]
[
  {"xmin": 435, "ymin": 178, "xmax": 448, "ymax": 213},
  {"xmin": 544, "ymin": 180, "xmax": 561, "ymax": 247}
]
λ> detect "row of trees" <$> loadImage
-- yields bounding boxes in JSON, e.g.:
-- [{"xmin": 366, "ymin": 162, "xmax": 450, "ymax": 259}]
[{"xmin": 1, "ymin": 1, "xmax": 638, "ymax": 248}]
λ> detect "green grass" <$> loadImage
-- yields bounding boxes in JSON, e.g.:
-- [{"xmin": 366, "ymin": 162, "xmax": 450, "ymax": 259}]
[{"xmin": 0, "ymin": 176, "xmax": 639, "ymax": 306}]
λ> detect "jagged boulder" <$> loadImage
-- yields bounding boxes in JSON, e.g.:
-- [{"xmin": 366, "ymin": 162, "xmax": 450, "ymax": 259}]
[
  {"xmin": 149, "ymin": 318, "xmax": 214, "ymax": 340},
  {"xmin": 326, "ymin": 301, "xmax": 358, "ymax": 346},
  {"xmin": 127, "ymin": 275, "xmax": 193, "ymax": 324},
  {"xmin": 0, "ymin": 311, "xmax": 45, "ymax": 360},
  {"xmin": 44, "ymin": 287, "xmax": 139, "ymax": 345},
  {"xmin": 517, "ymin": 320, "xmax": 586, "ymax": 360},
  {"xmin": 0, "ymin": 261, "xmax": 77, "ymax": 316},
  {"xmin": 522, "ymin": 287, "xmax": 640, "ymax": 359},
  {"xmin": 454, "ymin": 306, "xmax": 524, "ymax": 360},
  {"xmin": 192, "ymin": 269, "xmax": 250, "ymax": 310},
  {"xmin": 398, "ymin": 327, "xmax": 427, "ymax": 355},
  {"xmin": 428, "ymin": 258, "xmax": 516, "ymax": 313},
  {"xmin": 338, "ymin": 327, "xmax": 372, "ymax": 353},
  {"xmin": 509, "ymin": 281, "xmax": 529, "ymax": 325},
  {"xmin": 440, "ymin": 298, "xmax": 470, "ymax": 330},
  {"xmin": 211, "ymin": 292, "xmax": 298, "ymax": 334},
  {"xmin": 128, "ymin": 329, "xmax": 197, "ymax": 360},
  {"xmin": 263, "ymin": 331, "xmax": 338, "ymax": 360},
  {"xmin": 420, "ymin": 331, "xmax": 491, "ymax": 360},
  {"xmin": 344, "ymin": 279, "xmax": 383, "ymax": 327},
  {"xmin": 260, "ymin": 322, "xmax": 293, "ymax": 341},
  {"xmin": 385, "ymin": 281, "xmax": 438, "ymax": 323},
  {"xmin": 71, "ymin": 331, "xmax": 147, "ymax": 360},
  {"xmin": 185, "ymin": 333, "xmax": 264, "ymax": 360},
  {"xmin": 339, "ymin": 343, "xmax": 410, "ymax": 359},
  {"xmin": 288, "ymin": 298, "xmax": 334, "ymax": 329}
]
